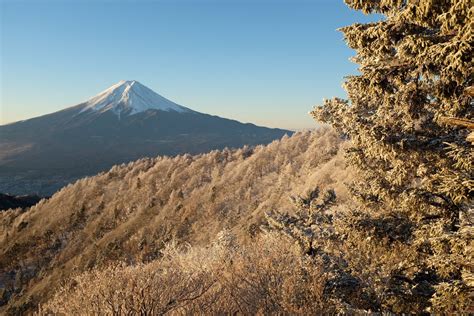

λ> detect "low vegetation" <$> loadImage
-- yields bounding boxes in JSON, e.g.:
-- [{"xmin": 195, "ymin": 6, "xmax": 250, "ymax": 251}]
[{"xmin": 42, "ymin": 232, "xmax": 331, "ymax": 315}]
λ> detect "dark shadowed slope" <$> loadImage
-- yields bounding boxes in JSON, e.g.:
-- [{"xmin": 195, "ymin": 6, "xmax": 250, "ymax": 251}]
[{"xmin": 0, "ymin": 194, "xmax": 43, "ymax": 211}]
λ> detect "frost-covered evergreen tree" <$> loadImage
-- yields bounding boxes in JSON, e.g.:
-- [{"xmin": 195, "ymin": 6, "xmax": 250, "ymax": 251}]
[{"xmin": 310, "ymin": 0, "xmax": 473, "ymax": 313}]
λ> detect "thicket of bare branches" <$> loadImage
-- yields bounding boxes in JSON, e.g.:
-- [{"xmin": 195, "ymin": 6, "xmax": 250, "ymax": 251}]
[{"xmin": 41, "ymin": 232, "xmax": 330, "ymax": 315}]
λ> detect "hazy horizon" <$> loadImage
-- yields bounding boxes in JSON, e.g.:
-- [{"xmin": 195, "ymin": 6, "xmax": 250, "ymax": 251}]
[{"xmin": 1, "ymin": 0, "xmax": 379, "ymax": 130}]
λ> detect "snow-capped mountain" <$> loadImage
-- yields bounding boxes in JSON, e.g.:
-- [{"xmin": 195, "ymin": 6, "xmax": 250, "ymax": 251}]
[
  {"xmin": 0, "ymin": 81, "xmax": 292, "ymax": 195},
  {"xmin": 80, "ymin": 80, "xmax": 192, "ymax": 116}
]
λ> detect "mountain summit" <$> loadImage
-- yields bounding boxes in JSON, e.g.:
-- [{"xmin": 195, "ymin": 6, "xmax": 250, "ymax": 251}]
[
  {"xmin": 0, "ymin": 81, "xmax": 292, "ymax": 195},
  {"xmin": 81, "ymin": 80, "xmax": 192, "ymax": 116}
]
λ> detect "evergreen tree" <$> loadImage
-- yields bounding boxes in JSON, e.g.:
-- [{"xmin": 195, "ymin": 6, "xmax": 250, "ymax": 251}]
[{"xmin": 310, "ymin": 0, "xmax": 473, "ymax": 313}]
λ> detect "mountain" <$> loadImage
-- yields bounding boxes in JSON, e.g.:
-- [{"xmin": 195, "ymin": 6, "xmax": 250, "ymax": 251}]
[{"xmin": 0, "ymin": 80, "xmax": 291, "ymax": 195}]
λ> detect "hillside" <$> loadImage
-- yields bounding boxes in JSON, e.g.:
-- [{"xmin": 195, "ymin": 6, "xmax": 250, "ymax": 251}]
[{"xmin": 0, "ymin": 128, "xmax": 347, "ymax": 314}]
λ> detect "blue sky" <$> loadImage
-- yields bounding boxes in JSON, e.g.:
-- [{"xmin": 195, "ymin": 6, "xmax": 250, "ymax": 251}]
[{"xmin": 1, "ymin": 0, "xmax": 379, "ymax": 130}]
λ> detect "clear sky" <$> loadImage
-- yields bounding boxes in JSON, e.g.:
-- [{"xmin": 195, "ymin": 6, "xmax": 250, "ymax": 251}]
[{"xmin": 0, "ymin": 0, "xmax": 379, "ymax": 130}]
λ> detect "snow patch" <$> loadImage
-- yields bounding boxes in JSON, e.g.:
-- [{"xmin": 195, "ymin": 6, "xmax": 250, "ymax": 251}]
[{"xmin": 80, "ymin": 80, "xmax": 192, "ymax": 116}]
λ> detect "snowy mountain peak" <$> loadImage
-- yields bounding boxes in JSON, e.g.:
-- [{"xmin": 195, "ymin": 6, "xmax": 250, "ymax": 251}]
[{"xmin": 80, "ymin": 80, "xmax": 192, "ymax": 116}]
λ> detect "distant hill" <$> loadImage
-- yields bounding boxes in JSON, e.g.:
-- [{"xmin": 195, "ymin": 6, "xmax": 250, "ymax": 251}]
[
  {"xmin": 0, "ymin": 80, "xmax": 291, "ymax": 195},
  {"xmin": 0, "ymin": 128, "xmax": 347, "ymax": 314}
]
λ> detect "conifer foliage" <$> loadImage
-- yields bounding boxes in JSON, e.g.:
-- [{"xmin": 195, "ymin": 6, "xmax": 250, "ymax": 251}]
[{"xmin": 311, "ymin": 0, "xmax": 473, "ymax": 313}]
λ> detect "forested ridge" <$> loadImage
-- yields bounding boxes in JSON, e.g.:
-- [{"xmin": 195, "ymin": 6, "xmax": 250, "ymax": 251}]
[{"xmin": 0, "ymin": 129, "xmax": 347, "ymax": 314}]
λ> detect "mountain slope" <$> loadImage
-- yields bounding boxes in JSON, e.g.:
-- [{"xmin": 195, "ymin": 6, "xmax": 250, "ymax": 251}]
[
  {"xmin": 0, "ymin": 128, "xmax": 348, "ymax": 314},
  {"xmin": 0, "ymin": 81, "xmax": 291, "ymax": 195}
]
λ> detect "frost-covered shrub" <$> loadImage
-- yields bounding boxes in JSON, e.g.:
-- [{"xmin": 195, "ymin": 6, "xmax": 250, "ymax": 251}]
[
  {"xmin": 42, "ymin": 232, "xmax": 329, "ymax": 315},
  {"xmin": 309, "ymin": 0, "xmax": 473, "ymax": 313}
]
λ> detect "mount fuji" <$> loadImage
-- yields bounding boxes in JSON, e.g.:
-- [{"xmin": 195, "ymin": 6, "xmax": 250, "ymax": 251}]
[{"xmin": 0, "ymin": 80, "xmax": 291, "ymax": 195}]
